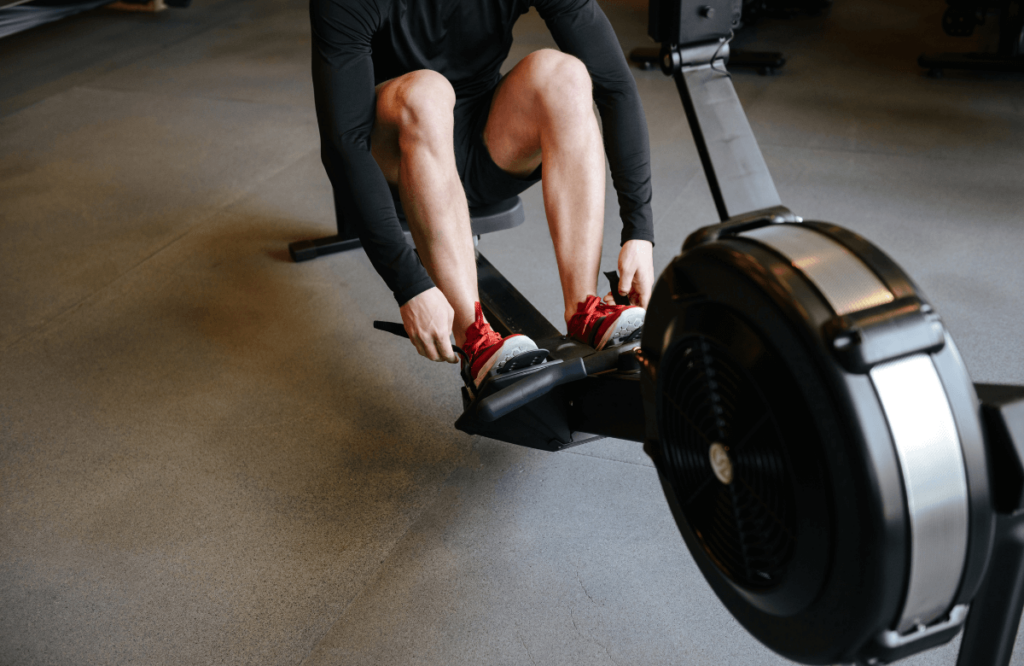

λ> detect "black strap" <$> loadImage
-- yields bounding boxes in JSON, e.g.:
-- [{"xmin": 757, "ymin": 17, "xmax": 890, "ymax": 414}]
[
  {"xmin": 373, "ymin": 320, "xmax": 409, "ymax": 339},
  {"xmin": 373, "ymin": 320, "xmax": 469, "ymax": 366},
  {"xmin": 604, "ymin": 271, "xmax": 632, "ymax": 306}
]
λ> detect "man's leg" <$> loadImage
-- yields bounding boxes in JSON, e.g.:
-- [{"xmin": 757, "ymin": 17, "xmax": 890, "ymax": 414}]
[
  {"xmin": 483, "ymin": 49, "xmax": 606, "ymax": 325},
  {"xmin": 371, "ymin": 70, "xmax": 480, "ymax": 348}
]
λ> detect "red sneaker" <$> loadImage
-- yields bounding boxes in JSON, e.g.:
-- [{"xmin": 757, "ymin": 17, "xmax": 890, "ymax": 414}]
[
  {"xmin": 567, "ymin": 295, "xmax": 645, "ymax": 350},
  {"xmin": 462, "ymin": 302, "xmax": 540, "ymax": 387}
]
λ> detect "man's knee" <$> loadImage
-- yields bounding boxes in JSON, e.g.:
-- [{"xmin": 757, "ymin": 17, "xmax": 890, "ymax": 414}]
[
  {"xmin": 518, "ymin": 49, "xmax": 593, "ymax": 112},
  {"xmin": 384, "ymin": 70, "xmax": 456, "ymax": 149}
]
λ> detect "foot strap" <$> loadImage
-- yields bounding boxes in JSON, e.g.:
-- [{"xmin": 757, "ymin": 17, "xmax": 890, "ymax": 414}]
[
  {"xmin": 373, "ymin": 320, "xmax": 470, "ymax": 364},
  {"xmin": 373, "ymin": 320, "xmax": 548, "ymax": 390},
  {"xmin": 604, "ymin": 271, "xmax": 632, "ymax": 306}
]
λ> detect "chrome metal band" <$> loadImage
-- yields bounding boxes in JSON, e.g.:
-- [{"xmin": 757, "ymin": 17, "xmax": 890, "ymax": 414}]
[
  {"xmin": 871, "ymin": 355, "xmax": 969, "ymax": 630},
  {"xmin": 745, "ymin": 225, "xmax": 893, "ymax": 315},
  {"xmin": 742, "ymin": 224, "xmax": 970, "ymax": 632}
]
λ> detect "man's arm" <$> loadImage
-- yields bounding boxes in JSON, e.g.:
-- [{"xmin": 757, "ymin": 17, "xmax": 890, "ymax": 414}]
[
  {"xmin": 310, "ymin": 0, "xmax": 435, "ymax": 306},
  {"xmin": 534, "ymin": 0, "xmax": 654, "ymax": 249}
]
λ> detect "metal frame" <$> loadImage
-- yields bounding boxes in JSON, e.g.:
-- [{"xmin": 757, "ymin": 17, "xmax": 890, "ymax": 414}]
[
  {"xmin": 629, "ymin": 45, "xmax": 787, "ymax": 76},
  {"xmin": 667, "ymin": 40, "xmax": 783, "ymax": 221}
]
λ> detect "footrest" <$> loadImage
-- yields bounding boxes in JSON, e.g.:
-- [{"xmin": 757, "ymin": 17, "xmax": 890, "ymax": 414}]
[
  {"xmin": 471, "ymin": 358, "xmax": 587, "ymax": 422},
  {"xmin": 489, "ymin": 348, "xmax": 548, "ymax": 376}
]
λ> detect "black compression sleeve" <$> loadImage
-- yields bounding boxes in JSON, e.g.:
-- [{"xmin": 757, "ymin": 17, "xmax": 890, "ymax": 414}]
[
  {"xmin": 535, "ymin": 0, "xmax": 654, "ymax": 246},
  {"xmin": 310, "ymin": 0, "xmax": 434, "ymax": 305}
]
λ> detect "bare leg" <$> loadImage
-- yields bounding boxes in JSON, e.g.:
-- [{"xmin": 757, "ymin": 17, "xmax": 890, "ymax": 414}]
[
  {"xmin": 371, "ymin": 71, "xmax": 480, "ymax": 347},
  {"xmin": 372, "ymin": 52, "xmax": 608, "ymax": 341},
  {"xmin": 483, "ymin": 49, "xmax": 606, "ymax": 325}
]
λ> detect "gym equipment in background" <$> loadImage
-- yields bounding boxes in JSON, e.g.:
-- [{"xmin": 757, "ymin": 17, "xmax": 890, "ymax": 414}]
[
  {"xmin": 919, "ymin": 0, "xmax": 1024, "ymax": 75},
  {"xmin": 630, "ymin": 0, "xmax": 787, "ymax": 75},
  {"xmin": 0, "ymin": 0, "xmax": 191, "ymax": 41},
  {"xmin": 1, "ymin": 0, "xmax": 109, "ymax": 39},
  {"xmin": 290, "ymin": 0, "xmax": 1024, "ymax": 662},
  {"xmin": 740, "ymin": 0, "xmax": 832, "ymax": 22}
]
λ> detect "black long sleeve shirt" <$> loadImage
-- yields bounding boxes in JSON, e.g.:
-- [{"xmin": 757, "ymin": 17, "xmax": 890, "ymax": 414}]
[{"xmin": 310, "ymin": 0, "xmax": 654, "ymax": 305}]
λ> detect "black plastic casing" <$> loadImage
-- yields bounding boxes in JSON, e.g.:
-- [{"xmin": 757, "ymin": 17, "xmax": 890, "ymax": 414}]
[
  {"xmin": 647, "ymin": 0, "xmax": 741, "ymax": 46},
  {"xmin": 640, "ymin": 220, "xmax": 994, "ymax": 665}
]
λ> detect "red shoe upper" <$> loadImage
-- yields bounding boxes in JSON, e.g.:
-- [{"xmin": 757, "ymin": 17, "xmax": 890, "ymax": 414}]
[
  {"xmin": 463, "ymin": 302, "xmax": 508, "ymax": 378},
  {"xmin": 567, "ymin": 295, "xmax": 638, "ymax": 349}
]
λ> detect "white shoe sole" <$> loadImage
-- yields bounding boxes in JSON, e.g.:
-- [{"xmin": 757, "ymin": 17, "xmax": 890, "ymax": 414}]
[
  {"xmin": 596, "ymin": 307, "xmax": 645, "ymax": 350},
  {"xmin": 473, "ymin": 336, "xmax": 539, "ymax": 386}
]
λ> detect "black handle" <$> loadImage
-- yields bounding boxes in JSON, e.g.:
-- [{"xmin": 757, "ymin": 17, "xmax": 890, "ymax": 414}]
[
  {"xmin": 473, "ymin": 358, "xmax": 587, "ymax": 422},
  {"xmin": 374, "ymin": 320, "xmax": 409, "ymax": 338},
  {"xmin": 374, "ymin": 320, "xmax": 470, "ymax": 366}
]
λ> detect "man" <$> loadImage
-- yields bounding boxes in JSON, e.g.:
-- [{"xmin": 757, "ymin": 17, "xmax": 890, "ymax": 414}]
[{"xmin": 310, "ymin": 0, "xmax": 654, "ymax": 387}]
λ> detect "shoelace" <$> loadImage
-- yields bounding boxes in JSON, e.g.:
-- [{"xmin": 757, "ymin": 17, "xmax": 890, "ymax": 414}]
[
  {"xmin": 463, "ymin": 319, "xmax": 503, "ymax": 363},
  {"xmin": 572, "ymin": 296, "xmax": 622, "ymax": 330}
]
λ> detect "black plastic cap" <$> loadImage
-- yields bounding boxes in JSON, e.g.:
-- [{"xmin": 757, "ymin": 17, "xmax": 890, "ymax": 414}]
[{"xmin": 288, "ymin": 240, "xmax": 317, "ymax": 263}]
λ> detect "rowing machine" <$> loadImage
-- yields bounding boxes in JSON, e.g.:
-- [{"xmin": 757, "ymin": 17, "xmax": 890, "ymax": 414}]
[{"xmin": 292, "ymin": 1, "xmax": 1024, "ymax": 661}]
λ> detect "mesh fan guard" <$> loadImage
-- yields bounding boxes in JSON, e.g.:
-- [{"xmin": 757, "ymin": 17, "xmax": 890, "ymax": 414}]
[{"xmin": 659, "ymin": 336, "xmax": 796, "ymax": 589}]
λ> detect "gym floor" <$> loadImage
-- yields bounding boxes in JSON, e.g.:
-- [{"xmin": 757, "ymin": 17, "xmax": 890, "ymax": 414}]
[{"xmin": 1, "ymin": 0, "xmax": 1022, "ymax": 664}]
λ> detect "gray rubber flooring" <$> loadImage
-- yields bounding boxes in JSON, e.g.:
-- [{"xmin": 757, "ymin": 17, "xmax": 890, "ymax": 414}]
[{"xmin": 1, "ymin": 0, "xmax": 1023, "ymax": 664}]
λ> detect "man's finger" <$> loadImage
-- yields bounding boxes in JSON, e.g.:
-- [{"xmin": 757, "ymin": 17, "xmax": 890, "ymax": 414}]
[
  {"xmin": 434, "ymin": 335, "xmax": 459, "ymax": 364},
  {"xmin": 416, "ymin": 334, "xmax": 442, "ymax": 361},
  {"xmin": 635, "ymin": 280, "xmax": 652, "ymax": 309},
  {"xmin": 642, "ymin": 270, "xmax": 654, "ymax": 308},
  {"xmin": 618, "ymin": 264, "xmax": 636, "ymax": 295}
]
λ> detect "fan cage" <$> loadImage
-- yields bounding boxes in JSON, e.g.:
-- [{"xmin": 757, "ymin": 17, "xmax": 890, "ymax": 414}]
[{"xmin": 659, "ymin": 335, "xmax": 797, "ymax": 590}]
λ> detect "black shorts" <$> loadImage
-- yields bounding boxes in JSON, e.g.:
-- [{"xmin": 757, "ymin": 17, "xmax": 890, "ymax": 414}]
[{"xmin": 452, "ymin": 87, "xmax": 542, "ymax": 209}]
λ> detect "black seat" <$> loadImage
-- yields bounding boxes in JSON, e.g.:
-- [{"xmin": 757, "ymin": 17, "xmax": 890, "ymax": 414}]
[{"xmin": 289, "ymin": 195, "xmax": 526, "ymax": 263}]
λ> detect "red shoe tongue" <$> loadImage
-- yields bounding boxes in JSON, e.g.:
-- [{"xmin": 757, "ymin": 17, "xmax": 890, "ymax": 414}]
[
  {"xmin": 465, "ymin": 323, "xmax": 501, "ymax": 357},
  {"xmin": 579, "ymin": 295, "xmax": 600, "ymax": 312},
  {"xmin": 567, "ymin": 298, "xmax": 601, "ymax": 340},
  {"xmin": 463, "ymin": 301, "xmax": 503, "ymax": 357},
  {"xmin": 572, "ymin": 296, "xmax": 600, "ymax": 323}
]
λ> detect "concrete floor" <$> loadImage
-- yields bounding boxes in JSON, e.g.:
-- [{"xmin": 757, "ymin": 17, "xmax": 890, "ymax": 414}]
[{"xmin": 1, "ymin": 0, "xmax": 1023, "ymax": 664}]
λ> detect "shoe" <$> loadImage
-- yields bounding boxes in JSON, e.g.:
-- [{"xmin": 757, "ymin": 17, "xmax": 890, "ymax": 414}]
[
  {"xmin": 462, "ymin": 302, "xmax": 540, "ymax": 387},
  {"xmin": 567, "ymin": 295, "xmax": 645, "ymax": 350}
]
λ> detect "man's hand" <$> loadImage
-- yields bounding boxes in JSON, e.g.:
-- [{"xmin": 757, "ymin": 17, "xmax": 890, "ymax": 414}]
[
  {"xmin": 399, "ymin": 287, "xmax": 459, "ymax": 364},
  {"xmin": 605, "ymin": 239, "xmax": 654, "ymax": 309}
]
